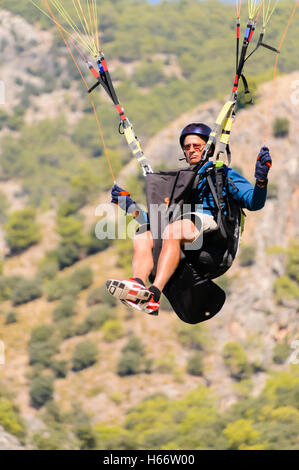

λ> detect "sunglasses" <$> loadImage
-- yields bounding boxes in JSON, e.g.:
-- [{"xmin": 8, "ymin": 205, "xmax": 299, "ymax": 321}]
[{"xmin": 183, "ymin": 143, "xmax": 206, "ymax": 152}]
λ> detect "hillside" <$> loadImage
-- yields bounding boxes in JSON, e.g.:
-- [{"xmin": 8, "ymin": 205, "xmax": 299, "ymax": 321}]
[{"xmin": 0, "ymin": 3, "xmax": 298, "ymax": 451}]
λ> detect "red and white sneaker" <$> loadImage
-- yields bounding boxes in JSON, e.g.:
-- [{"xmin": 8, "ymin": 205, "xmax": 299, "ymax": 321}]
[
  {"xmin": 106, "ymin": 278, "xmax": 151, "ymax": 303},
  {"xmin": 141, "ymin": 294, "xmax": 160, "ymax": 316},
  {"xmin": 121, "ymin": 296, "xmax": 159, "ymax": 316}
]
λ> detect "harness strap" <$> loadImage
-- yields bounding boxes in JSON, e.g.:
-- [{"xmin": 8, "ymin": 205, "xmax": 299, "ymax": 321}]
[{"xmin": 87, "ymin": 53, "xmax": 153, "ymax": 175}]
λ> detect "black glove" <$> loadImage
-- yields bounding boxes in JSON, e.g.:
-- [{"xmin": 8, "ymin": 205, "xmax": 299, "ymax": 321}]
[
  {"xmin": 255, "ymin": 146, "xmax": 272, "ymax": 182},
  {"xmin": 111, "ymin": 184, "xmax": 135, "ymax": 213}
]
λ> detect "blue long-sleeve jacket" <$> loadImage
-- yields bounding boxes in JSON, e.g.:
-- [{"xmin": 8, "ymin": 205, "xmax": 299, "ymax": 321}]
[
  {"xmin": 137, "ymin": 161, "xmax": 267, "ymax": 224},
  {"xmin": 191, "ymin": 161, "xmax": 267, "ymax": 220}
]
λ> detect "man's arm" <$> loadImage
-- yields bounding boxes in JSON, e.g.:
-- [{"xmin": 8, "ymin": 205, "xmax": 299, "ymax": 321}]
[
  {"xmin": 227, "ymin": 146, "xmax": 272, "ymax": 211},
  {"xmin": 110, "ymin": 183, "xmax": 149, "ymax": 224}
]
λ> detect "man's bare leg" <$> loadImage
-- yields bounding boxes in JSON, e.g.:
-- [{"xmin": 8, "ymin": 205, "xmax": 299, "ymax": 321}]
[
  {"xmin": 132, "ymin": 230, "xmax": 154, "ymax": 285},
  {"xmin": 153, "ymin": 219, "xmax": 199, "ymax": 292}
]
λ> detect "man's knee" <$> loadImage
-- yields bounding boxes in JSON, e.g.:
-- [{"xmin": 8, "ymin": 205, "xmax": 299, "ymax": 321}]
[
  {"xmin": 162, "ymin": 220, "xmax": 200, "ymax": 243},
  {"xmin": 134, "ymin": 230, "xmax": 154, "ymax": 251}
]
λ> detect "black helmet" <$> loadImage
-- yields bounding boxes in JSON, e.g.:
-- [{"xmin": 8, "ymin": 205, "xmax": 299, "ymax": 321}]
[{"xmin": 179, "ymin": 122, "xmax": 212, "ymax": 149}]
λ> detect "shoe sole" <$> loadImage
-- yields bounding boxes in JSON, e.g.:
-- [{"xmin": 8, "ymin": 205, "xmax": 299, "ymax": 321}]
[
  {"xmin": 106, "ymin": 279, "xmax": 152, "ymax": 302},
  {"xmin": 121, "ymin": 299, "xmax": 159, "ymax": 316}
]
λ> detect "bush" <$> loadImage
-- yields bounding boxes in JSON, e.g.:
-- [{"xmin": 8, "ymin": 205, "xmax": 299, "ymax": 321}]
[
  {"xmin": 122, "ymin": 336, "xmax": 145, "ymax": 356},
  {"xmin": 74, "ymin": 423, "xmax": 97, "ymax": 450},
  {"xmin": 30, "ymin": 324, "xmax": 55, "ymax": 344},
  {"xmin": 273, "ymin": 118, "xmax": 290, "ymax": 138},
  {"xmin": 86, "ymin": 288, "xmax": 105, "ymax": 306},
  {"xmin": 117, "ymin": 350, "xmax": 143, "ymax": 377},
  {"xmin": 0, "ymin": 190, "xmax": 9, "ymax": 224},
  {"xmin": 273, "ymin": 276, "xmax": 299, "ymax": 304},
  {"xmin": 102, "ymin": 320, "xmax": 124, "ymax": 342},
  {"xmin": 30, "ymin": 375, "xmax": 54, "ymax": 409},
  {"xmin": 55, "ymin": 243, "xmax": 81, "ymax": 269},
  {"xmin": 75, "ymin": 321, "xmax": 91, "ymax": 336},
  {"xmin": 0, "ymin": 275, "xmax": 24, "ymax": 301},
  {"xmin": 57, "ymin": 197, "xmax": 84, "ymax": 218},
  {"xmin": 53, "ymin": 295, "xmax": 76, "ymax": 321},
  {"xmin": 286, "ymin": 243, "xmax": 299, "ymax": 282},
  {"xmin": 273, "ymin": 342, "xmax": 290, "ymax": 365},
  {"xmin": 223, "ymin": 419, "xmax": 261, "ymax": 450},
  {"xmin": 133, "ymin": 60, "xmax": 165, "ymax": 88},
  {"xmin": 6, "ymin": 113, "xmax": 24, "ymax": 131},
  {"xmin": 239, "ymin": 245, "xmax": 256, "ymax": 267},
  {"xmin": 5, "ymin": 311, "xmax": 18, "ymax": 324},
  {"xmin": 51, "ymin": 360, "xmax": 67, "ymax": 379},
  {"xmin": 28, "ymin": 341, "xmax": 59, "ymax": 367},
  {"xmin": 117, "ymin": 335, "xmax": 147, "ymax": 376},
  {"xmin": 85, "ymin": 305, "xmax": 116, "ymax": 330},
  {"xmin": 46, "ymin": 276, "xmax": 80, "ymax": 301},
  {"xmin": 4, "ymin": 207, "xmax": 41, "ymax": 254},
  {"xmin": 57, "ymin": 318, "xmax": 75, "ymax": 340},
  {"xmin": 0, "ymin": 397, "xmax": 25, "ymax": 438},
  {"xmin": 176, "ymin": 323, "xmax": 207, "ymax": 350},
  {"xmin": 267, "ymin": 183, "xmax": 279, "ymax": 200},
  {"xmin": 70, "ymin": 266, "xmax": 93, "ymax": 291},
  {"xmin": 11, "ymin": 278, "xmax": 42, "ymax": 306},
  {"xmin": 56, "ymin": 216, "xmax": 88, "ymax": 249},
  {"xmin": 86, "ymin": 225, "xmax": 113, "ymax": 255},
  {"xmin": 0, "ymin": 109, "xmax": 8, "ymax": 130},
  {"xmin": 223, "ymin": 342, "xmax": 252, "ymax": 381},
  {"xmin": 37, "ymin": 259, "xmax": 59, "ymax": 281},
  {"xmin": 28, "ymin": 324, "xmax": 59, "ymax": 367},
  {"xmin": 72, "ymin": 340, "xmax": 98, "ymax": 371},
  {"xmin": 187, "ymin": 352, "xmax": 204, "ymax": 376}
]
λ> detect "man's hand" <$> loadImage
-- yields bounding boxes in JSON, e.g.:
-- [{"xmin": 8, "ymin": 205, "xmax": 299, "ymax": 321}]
[
  {"xmin": 255, "ymin": 146, "xmax": 272, "ymax": 182},
  {"xmin": 111, "ymin": 183, "xmax": 135, "ymax": 213}
]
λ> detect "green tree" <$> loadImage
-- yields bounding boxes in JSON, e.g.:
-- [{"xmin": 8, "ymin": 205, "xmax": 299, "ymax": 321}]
[
  {"xmin": 133, "ymin": 60, "xmax": 165, "ymax": 88},
  {"xmin": 53, "ymin": 295, "xmax": 77, "ymax": 321},
  {"xmin": 28, "ymin": 325, "xmax": 59, "ymax": 367},
  {"xmin": 187, "ymin": 352, "xmax": 204, "ymax": 376},
  {"xmin": 56, "ymin": 216, "xmax": 88, "ymax": 248},
  {"xmin": 117, "ymin": 335, "xmax": 147, "ymax": 376},
  {"xmin": 0, "ymin": 190, "xmax": 9, "ymax": 224},
  {"xmin": 0, "ymin": 397, "xmax": 26, "ymax": 439},
  {"xmin": 70, "ymin": 266, "xmax": 93, "ymax": 291},
  {"xmin": 223, "ymin": 342, "xmax": 252, "ymax": 381},
  {"xmin": 4, "ymin": 207, "xmax": 41, "ymax": 254},
  {"xmin": 30, "ymin": 376, "xmax": 54, "ymax": 409},
  {"xmin": 11, "ymin": 278, "xmax": 42, "ymax": 305},
  {"xmin": 239, "ymin": 245, "xmax": 256, "ymax": 267},
  {"xmin": 223, "ymin": 419, "xmax": 262, "ymax": 450},
  {"xmin": 273, "ymin": 117, "xmax": 290, "ymax": 138},
  {"xmin": 72, "ymin": 340, "xmax": 98, "ymax": 371}
]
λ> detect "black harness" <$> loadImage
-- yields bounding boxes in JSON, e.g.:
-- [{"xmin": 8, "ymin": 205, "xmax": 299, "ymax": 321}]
[{"xmin": 145, "ymin": 163, "xmax": 244, "ymax": 324}]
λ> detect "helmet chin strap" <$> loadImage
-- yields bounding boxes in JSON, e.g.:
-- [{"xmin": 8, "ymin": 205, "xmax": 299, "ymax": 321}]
[{"xmin": 178, "ymin": 152, "xmax": 188, "ymax": 162}]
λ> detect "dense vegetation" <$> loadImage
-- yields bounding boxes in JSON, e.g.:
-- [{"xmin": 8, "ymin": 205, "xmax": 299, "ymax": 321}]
[{"xmin": 2, "ymin": 365, "xmax": 298, "ymax": 450}]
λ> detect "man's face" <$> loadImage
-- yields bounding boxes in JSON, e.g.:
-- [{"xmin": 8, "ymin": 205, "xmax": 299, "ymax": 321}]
[{"xmin": 183, "ymin": 135, "xmax": 206, "ymax": 165}]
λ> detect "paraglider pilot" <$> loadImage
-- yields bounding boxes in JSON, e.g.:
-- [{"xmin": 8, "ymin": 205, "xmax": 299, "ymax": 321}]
[{"xmin": 106, "ymin": 123, "xmax": 272, "ymax": 316}]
